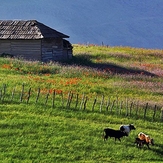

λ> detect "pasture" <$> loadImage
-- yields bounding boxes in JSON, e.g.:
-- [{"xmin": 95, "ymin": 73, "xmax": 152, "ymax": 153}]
[
  {"xmin": 1, "ymin": 103, "xmax": 163, "ymax": 162},
  {"xmin": 0, "ymin": 44, "xmax": 163, "ymax": 162}
]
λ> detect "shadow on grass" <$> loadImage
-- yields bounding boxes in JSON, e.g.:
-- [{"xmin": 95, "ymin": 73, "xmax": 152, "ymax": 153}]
[
  {"xmin": 61, "ymin": 54, "xmax": 157, "ymax": 77},
  {"xmin": 126, "ymin": 138, "xmax": 163, "ymax": 161},
  {"xmin": 151, "ymin": 143, "xmax": 163, "ymax": 156}
]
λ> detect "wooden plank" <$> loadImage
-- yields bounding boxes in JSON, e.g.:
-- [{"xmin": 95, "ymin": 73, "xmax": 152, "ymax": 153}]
[
  {"xmin": 10, "ymin": 40, "xmax": 41, "ymax": 60},
  {"xmin": 0, "ymin": 40, "xmax": 11, "ymax": 54}
]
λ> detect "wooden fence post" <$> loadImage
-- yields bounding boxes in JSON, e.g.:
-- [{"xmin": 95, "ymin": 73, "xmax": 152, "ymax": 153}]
[
  {"xmin": 125, "ymin": 98, "xmax": 129, "ymax": 116},
  {"xmin": 129, "ymin": 101, "xmax": 133, "ymax": 117},
  {"xmin": 52, "ymin": 90, "xmax": 56, "ymax": 108},
  {"xmin": 75, "ymin": 93, "xmax": 79, "ymax": 110},
  {"xmin": 100, "ymin": 95, "xmax": 104, "ymax": 112},
  {"xmin": 83, "ymin": 96, "xmax": 88, "ymax": 110},
  {"xmin": 135, "ymin": 101, "xmax": 139, "ymax": 118},
  {"xmin": 3, "ymin": 84, "xmax": 7, "ymax": 101},
  {"xmin": 92, "ymin": 96, "xmax": 97, "ymax": 111},
  {"xmin": 80, "ymin": 93, "xmax": 85, "ymax": 110},
  {"xmin": 26, "ymin": 88, "xmax": 31, "ymax": 104},
  {"xmin": 0, "ymin": 84, "xmax": 7, "ymax": 101},
  {"xmin": 110, "ymin": 99, "xmax": 116, "ymax": 113},
  {"xmin": 61, "ymin": 91, "xmax": 64, "ymax": 109},
  {"xmin": 11, "ymin": 87, "xmax": 16, "ymax": 101},
  {"xmin": 36, "ymin": 88, "xmax": 40, "ymax": 103},
  {"xmin": 66, "ymin": 92, "xmax": 71, "ymax": 109},
  {"xmin": 119, "ymin": 101, "xmax": 123, "ymax": 115},
  {"xmin": 106, "ymin": 97, "xmax": 110, "ymax": 112},
  {"xmin": 116, "ymin": 96, "xmax": 119, "ymax": 114},
  {"xmin": 45, "ymin": 90, "xmax": 50, "ymax": 105},
  {"xmin": 0, "ymin": 89, "xmax": 2, "ymax": 101},
  {"xmin": 68, "ymin": 93, "xmax": 73, "ymax": 109},
  {"xmin": 143, "ymin": 103, "xmax": 148, "ymax": 120},
  {"xmin": 20, "ymin": 83, "xmax": 24, "ymax": 102},
  {"xmin": 160, "ymin": 107, "xmax": 163, "ymax": 122},
  {"xmin": 152, "ymin": 104, "xmax": 157, "ymax": 121}
]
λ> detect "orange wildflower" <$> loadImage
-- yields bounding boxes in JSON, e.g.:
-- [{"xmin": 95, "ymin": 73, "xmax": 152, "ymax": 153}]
[{"xmin": 2, "ymin": 64, "xmax": 11, "ymax": 69}]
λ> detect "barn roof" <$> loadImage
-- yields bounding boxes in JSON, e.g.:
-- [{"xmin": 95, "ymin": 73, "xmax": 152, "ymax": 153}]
[{"xmin": 0, "ymin": 20, "xmax": 69, "ymax": 39}]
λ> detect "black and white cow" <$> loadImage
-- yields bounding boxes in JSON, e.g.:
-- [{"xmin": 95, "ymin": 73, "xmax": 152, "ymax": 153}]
[
  {"xmin": 103, "ymin": 128, "xmax": 128, "ymax": 141},
  {"xmin": 120, "ymin": 124, "xmax": 136, "ymax": 136}
]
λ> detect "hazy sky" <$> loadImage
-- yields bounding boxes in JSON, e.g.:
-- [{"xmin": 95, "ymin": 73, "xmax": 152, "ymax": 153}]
[{"xmin": 1, "ymin": 0, "xmax": 163, "ymax": 49}]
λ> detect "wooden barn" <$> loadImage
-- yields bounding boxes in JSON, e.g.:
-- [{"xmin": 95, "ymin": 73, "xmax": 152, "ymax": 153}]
[{"xmin": 0, "ymin": 20, "xmax": 73, "ymax": 62}]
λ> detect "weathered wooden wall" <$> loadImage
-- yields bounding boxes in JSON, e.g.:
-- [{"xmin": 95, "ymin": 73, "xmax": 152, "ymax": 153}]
[
  {"xmin": 63, "ymin": 48, "xmax": 73, "ymax": 59},
  {"xmin": 41, "ymin": 38, "xmax": 64, "ymax": 62},
  {"xmin": 0, "ymin": 38, "xmax": 72, "ymax": 62},
  {"xmin": 0, "ymin": 41, "xmax": 11, "ymax": 54},
  {"xmin": 0, "ymin": 40, "xmax": 41, "ymax": 60}
]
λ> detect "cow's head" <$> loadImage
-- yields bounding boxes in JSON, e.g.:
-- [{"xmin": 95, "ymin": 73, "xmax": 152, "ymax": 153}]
[
  {"xmin": 150, "ymin": 138, "xmax": 154, "ymax": 145},
  {"xmin": 129, "ymin": 124, "xmax": 136, "ymax": 130}
]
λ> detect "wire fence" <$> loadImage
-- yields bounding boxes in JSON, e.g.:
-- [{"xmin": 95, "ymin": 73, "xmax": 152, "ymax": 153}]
[{"xmin": 0, "ymin": 83, "xmax": 163, "ymax": 122}]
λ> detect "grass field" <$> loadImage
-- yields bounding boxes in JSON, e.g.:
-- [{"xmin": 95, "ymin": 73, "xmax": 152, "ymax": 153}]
[{"xmin": 0, "ymin": 44, "xmax": 163, "ymax": 162}]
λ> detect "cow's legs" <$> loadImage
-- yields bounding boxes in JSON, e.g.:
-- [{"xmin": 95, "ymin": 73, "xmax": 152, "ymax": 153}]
[{"xmin": 104, "ymin": 135, "xmax": 108, "ymax": 141}]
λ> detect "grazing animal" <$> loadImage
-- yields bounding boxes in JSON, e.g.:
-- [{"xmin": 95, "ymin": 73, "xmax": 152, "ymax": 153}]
[
  {"xmin": 119, "ymin": 124, "xmax": 136, "ymax": 136},
  {"xmin": 134, "ymin": 137, "xmax": 146, "ymax": 148},
  {"xmin": 103, "ymin": 128, "xmax": 128, "ymax": 142},
  {"xmin": 137, "ymin": 132, "xmax": 154, "ymax": 149}
]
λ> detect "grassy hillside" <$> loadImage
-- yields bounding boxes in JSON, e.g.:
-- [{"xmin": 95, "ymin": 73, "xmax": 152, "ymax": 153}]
[
  {"xmin": 0, "ymin": 44, "xmax": 163, "ymax": 162},
  {"xmin": 1, "ymin": 44, "xmax": 163, "ymax": 105}
]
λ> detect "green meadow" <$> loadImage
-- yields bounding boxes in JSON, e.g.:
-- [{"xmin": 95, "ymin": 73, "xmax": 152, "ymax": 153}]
[{"xmin": 0, "ymin": 44, "xmax": 163, "ymax": 162}]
